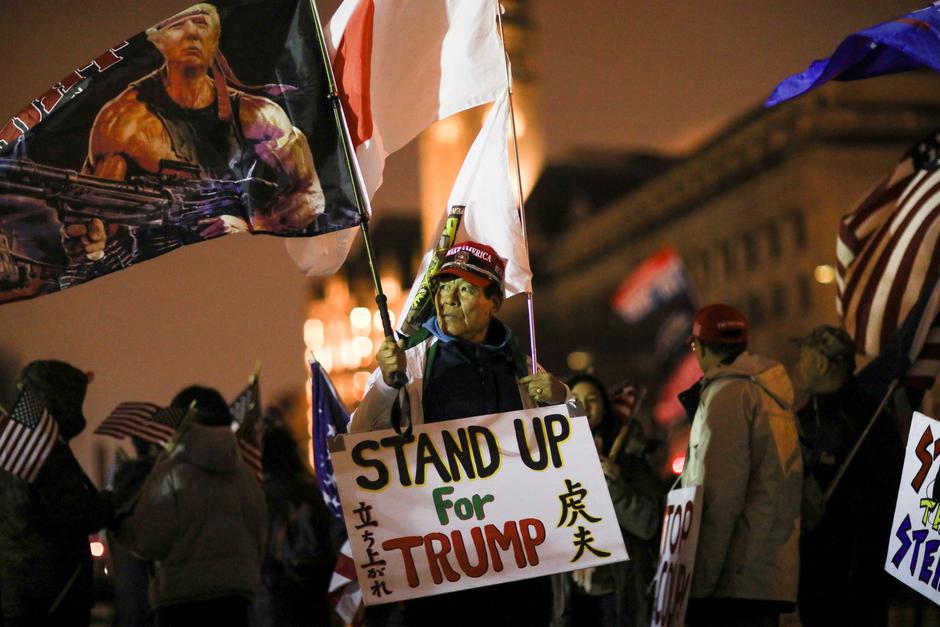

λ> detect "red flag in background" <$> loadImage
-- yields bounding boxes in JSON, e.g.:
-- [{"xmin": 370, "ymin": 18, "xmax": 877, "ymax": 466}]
[{"xmin": 286, "ymin": 0, "xmax": 508, "ymax": 276}]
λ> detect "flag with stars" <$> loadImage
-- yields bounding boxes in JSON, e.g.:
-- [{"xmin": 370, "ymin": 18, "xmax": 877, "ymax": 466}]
[
  {"xmin": 230, "ymin": 373, "xmax": 263, "ymax": 481},
  {"xmin": 766, "ymin": 3, "xmax": 940, "ymax": 107},
  {"xmin": 311, "ymin": 360, "xmax": 349, "ymax": 519},
  {"xmin": 0, "ymin": 387, "xmax": 58, "ymax": 482}
]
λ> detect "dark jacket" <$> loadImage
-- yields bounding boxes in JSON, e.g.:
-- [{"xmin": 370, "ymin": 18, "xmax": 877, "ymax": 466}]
[
  {"xmin": 0, "ymin": 443, "xmax": 114, "ymax": 621},
  {"xmin": 552, "ymin": 451, "xmax": 663, "ymax": 627},
  {"xmin": 117, "ymin": 424, "xmax": 267, "ymax": 609}
]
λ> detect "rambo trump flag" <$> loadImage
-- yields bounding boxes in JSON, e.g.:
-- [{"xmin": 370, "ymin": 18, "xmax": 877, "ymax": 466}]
[{"xmin": 0, "ymin": 0, "xmax": 360, "ymax": 305}]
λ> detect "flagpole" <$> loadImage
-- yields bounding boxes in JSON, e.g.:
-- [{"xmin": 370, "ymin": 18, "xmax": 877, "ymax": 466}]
[
  {"xmin": 496, "ymin": 2, "xmax": 538, "ymax": 374},
  {"xmin": 307, "ymin": 1, "xmax": 403, "ymax": 359},
  {"xmin": 823, "ymin": 379, "xmax": 898, "ymax": 503}
]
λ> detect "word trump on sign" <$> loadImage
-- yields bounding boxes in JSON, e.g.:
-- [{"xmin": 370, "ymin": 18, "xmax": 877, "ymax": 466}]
[
  {"xmin": 331, "ymin": 404, "xmax": 629, "ymax": 604},
  {"xmin": 885, "ymin": 411, "xmax": 940, "ymax": 604},
  {"xmin": 651, "ymin": 486, "xmax": 702, "ymax": 627}
]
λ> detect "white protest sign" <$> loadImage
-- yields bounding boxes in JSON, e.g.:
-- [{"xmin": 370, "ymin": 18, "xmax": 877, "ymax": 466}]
[
  {"xmin": 331, "ymin": 403, "xmax": 629, "ymax": 605},
  {"xmin": 651, "ymin": 486, "xmax": 702, "ymax": 627},
  {"xmin": 885, "ymin": 411, "xmax": 940, "ymax": 603}
]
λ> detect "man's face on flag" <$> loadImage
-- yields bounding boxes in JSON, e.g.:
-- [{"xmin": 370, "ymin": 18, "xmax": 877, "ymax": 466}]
[
  {"xmin": 434, "ymin": 277, "xmax": 498, "ymax": 343},
  {"xmin": 150, "ymin": 6, "xmax": 220, "ymax": 70}
]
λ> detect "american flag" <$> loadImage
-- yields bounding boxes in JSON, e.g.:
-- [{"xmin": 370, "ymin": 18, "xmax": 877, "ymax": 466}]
[
  {"xmin": 837, "ymin": 129, "xmax": 940, "ymax": 388},
  {"xmin": 230, "ymin": 374, "xmax": 263, "ymax": 481},
  {"xmin": 327, "ymin": 539, "xmax": 365, "ymax": 627},
  {"xmin": 310, "ymin": 361, "xmax": 363, "ymax": 624},
  {"xmin": 94, "ymin": 402, "xmax": 184, "ymax": 446},
  {"xmin": 311, "ymin": 361, "xmax": 349, "ymax": 518},
  {"xmin": 0, "ymin": 388, "xmax": 58, "ymax": 482}
]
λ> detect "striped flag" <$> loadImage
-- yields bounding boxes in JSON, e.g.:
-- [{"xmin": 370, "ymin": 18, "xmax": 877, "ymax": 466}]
[
  {"xmin": 327, "ymin": 539, "xmax": 365, "ymax": 627},
  {"xmin": 838, "ymin": 131, "xmax": 940, "ymax": 355},
  {"xmin": 903, "ymin": 277, "xmax": 940, "ymax": 390},
  {"xmin": 93, "ymin": 402, "xmax": 184, "ymax": 447},
  {"xmin": 230, "ymin": 374, "xmax": 263, "ymax": 481},
  {"xmin": 311, "ymin": 361, "xmax": 349, "ymax": 519},
  {"xmin": 0, "ymin": 388, "xmax": 58, "ymax": 482},
  {"xmin": 286, "ymin": 0, "xmax": 508, "ymax": 276}
]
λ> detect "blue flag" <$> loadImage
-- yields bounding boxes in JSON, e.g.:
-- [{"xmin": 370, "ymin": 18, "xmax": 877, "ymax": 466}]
[
  {"xmin": 310, "ymin": 361, "xmax": 350, "ymax": 520},
  {"xmin": 766, "ymin": 3, "xmax": 940, "ymax": 107}
]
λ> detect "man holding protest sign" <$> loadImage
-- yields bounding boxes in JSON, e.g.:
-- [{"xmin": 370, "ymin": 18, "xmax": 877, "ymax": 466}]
[
  {"xmin": 679, "ymin": 305, "xmax": 802, "ymax": 627},
  {"xmin": 351, "ymin": 240, "xmax": 567, "ymax": 626}
]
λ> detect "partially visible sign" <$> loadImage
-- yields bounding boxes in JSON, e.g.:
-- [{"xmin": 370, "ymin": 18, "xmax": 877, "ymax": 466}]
[
  {"xmin": 651, "ymin": 486, "xmax": 702, "ymax": 627},
  {"xmin": 611, "ymin": 247, "xmax": 691, "ymax": 324},
  {"xmin": 885, "ymin": 411, "xmax": 940, "ymax": 604},
  {"xmin": 331, "ymin": 404, "xmax": 629, "ymax": 605}
]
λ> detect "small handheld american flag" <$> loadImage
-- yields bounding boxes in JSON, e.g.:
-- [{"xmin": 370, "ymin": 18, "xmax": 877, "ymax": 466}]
[
  {"xmin": 0, "ymin": 387, "xmax": 59, "ymax": 482},
  {"xmin": 230, "ymin": 365, "xmax": 263, "ymax": 481},
  {"xmin": 94, "ymin": 402, "xmax": 185, "ymax": 447}
]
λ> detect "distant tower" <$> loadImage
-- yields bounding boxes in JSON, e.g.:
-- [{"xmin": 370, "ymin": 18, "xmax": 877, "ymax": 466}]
[{"xmin": 417, "ymin": 0, "xmax": 545, "ymax": 245}]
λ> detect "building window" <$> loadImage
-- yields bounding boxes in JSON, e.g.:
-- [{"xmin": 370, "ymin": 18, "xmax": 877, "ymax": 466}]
[
  {"xmin": 771, "ymin": 283, "xmax": 787, "ymax": 318},
  {"xmin": 747, "ymin": 293, "xmax": 765, "ymax": 326},
  {"xmin": 788, "ymin": 211, "xmax": 807, "ymax": 252},
  {"xmin": 798, "ymin": 275, "xmax": 812, "ymax": 312},
  {"xmin": 766, "ymin": 222, "xmax": 782, "ymax": 260},
  {"xmin": 720, "ymin": 241, "xmax": 736, "ymax": 277},
  {"xmin": 744, "ymin": 231, "xmax": 760, "ymax": 270}
]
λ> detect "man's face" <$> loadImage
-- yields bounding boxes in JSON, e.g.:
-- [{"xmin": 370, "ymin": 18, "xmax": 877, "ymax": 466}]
[
  {"xmin": 155, "ymin": 12, "xmax": 219, "ymax": 70},
  {"xmin": 795, "ymin": 346, "xmax": 824, "ymax": 393},
  {"xmin": 434, "ymin": 277, "xmax": 498, "ymax": 343}
]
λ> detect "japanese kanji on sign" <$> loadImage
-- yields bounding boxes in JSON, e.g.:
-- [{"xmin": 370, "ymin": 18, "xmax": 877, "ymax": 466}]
[{"xmin": 330, "ymin": 403, "xmax": 629, "ymax": 604}]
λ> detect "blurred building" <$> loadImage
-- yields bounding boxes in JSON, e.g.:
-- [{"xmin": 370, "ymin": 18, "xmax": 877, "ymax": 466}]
[
  {"xmin": 514, "ymin": 72, "xmax": 940, "ymax": 477},
  {"xmin": 519, "ymin": 72, "xmax": 940, "ymax": 381}
]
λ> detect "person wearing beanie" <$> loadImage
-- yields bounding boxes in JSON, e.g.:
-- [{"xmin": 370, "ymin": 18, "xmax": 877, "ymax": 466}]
[
  {"xmin": 678, "ymin": 305, "xmax": 802, "ymax": 627},
  {"xmin": 116, "ymin": 385, "xmax": 266, "ymax": 627},
  {"xmin": 0, "ymin": 360, "xmax": 115, "ymax": 626},
  {"xmin": 352, "ymin": 241, "xmax": 569, "ymax": 626}
]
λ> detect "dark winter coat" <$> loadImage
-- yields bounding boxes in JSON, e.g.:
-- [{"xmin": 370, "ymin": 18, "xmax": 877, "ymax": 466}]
[
  {"xmin": 0, "ymin": 443, "xmax": 114, "ymax": 621},
  {"xmin": 117, "ymin": 424, "xmax": 267, "ymax": 609}
]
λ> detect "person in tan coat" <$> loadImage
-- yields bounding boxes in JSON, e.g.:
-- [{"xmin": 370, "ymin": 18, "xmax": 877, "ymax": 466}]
[
  {"xmin": 678, "ymin": 305, "xmax": 802, "ymax": 627},
  {"xmin": 117, "ymin": 386, "xmax": 266, "ymax": 627}
]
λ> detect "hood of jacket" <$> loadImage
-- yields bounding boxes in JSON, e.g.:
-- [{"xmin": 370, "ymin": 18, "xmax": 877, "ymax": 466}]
[
  {"xmin": 702, "ymin": 351, "xmax": 794, "ymax": 411},
  {"xmin": 173, "ymin": 424, "xmax": 240, "ymax": 474}
]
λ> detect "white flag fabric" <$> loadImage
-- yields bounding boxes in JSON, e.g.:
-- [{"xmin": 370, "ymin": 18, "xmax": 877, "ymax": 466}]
[
  {"xmin": 399, "ymin": 91, "xmax": 532, "ymax": 331},
  {"xmin": 287, "ymin": 0, "xmax": 508, "ymax": 276}
]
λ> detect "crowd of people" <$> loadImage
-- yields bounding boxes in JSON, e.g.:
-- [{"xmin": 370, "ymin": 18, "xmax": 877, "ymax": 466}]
[{"xmin": 0, "ymin": 239, "xmax": 916, "ymax": 626}]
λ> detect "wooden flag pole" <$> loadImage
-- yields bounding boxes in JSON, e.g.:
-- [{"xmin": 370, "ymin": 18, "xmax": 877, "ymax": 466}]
[
  {"xmin": 607, "ymin": 386, "xmax": 648, "ymax": 461},
  {"xmin": 496, "ymin": 2, "xmax": 538, "ymax": 373}
]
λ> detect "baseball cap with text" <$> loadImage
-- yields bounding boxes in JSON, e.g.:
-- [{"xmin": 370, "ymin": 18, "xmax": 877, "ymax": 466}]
[{"xmin": 437, "ymin": 241, "xmax": 506, "ymax": 291}]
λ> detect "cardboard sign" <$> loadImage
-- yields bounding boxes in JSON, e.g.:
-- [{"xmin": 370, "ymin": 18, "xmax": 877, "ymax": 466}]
[
  {"xmin": 331, "ymin": 403, "xmax": 629, "ymax": 605},
  {"xmin": 885, "ymin": 411, "xmax": 940, "ymax": 603},
  {"xmin": 651, "ymin": 486, "xmax": 702, "ymax": 627}
]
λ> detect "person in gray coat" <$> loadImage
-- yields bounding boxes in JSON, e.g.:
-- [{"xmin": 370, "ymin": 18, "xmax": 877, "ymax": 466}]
[
  {"xmin": 116, "ymin": 386, "xmax": 266, "ymax": 627},
  {"xmin": 678, "ymin": 305, "xmax": 802, "ymax": 627}
]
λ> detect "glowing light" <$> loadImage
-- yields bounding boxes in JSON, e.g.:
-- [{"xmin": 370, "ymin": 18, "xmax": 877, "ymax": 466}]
[
  {"xmin": 671, "ymin": 454, "xmax": 686, "ymax": 475},
  {"xmin": 353, "ymin": 370, "xmax": 371, "ymax": 392},
  {"xmin": 90, "ymin": 540, "xmax": 106, "ymax": 558},
  {"xmin": 342, "ymin": 341, "xmax": 361, "ymax": 369},
  {"xmin": 350, "ymin": 307, "xmax": 372, "ymax": 332},
  {"xmin": 303, "ymin": 318, "xmax": 324, "ymax": 349},
  {"xmin": 566, "ymin": 351, "xmax": 592, "ymax": 372},
  {"xmin": 354, "ymin": 336, "xmax": 374, "ymax": 359},
  {"xmin": 381, "ymin": 275, "xmax": 401, "ymax": 301},
  {"xmin": 814, "ymin": 264, "xmax": 836, "ymax": 285},
  {"xmin": 433, "ymin": 117, "xmax": 461, "ymax": 143}
]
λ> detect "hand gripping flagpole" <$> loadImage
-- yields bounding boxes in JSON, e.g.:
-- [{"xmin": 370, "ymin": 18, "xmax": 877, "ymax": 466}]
[
  {"xmin": 496, "ymin": 2, "xmax": 538, "ymax": 374},
  {"xmin": 308, "ymin": 0, "xmax": 407, "ymax": 392}
]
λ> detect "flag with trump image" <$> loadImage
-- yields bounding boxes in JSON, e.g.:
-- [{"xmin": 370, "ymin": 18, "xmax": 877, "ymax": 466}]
[{"xmin": 0, "ymin": 0, "xmax": 361, "ymax": 304}]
